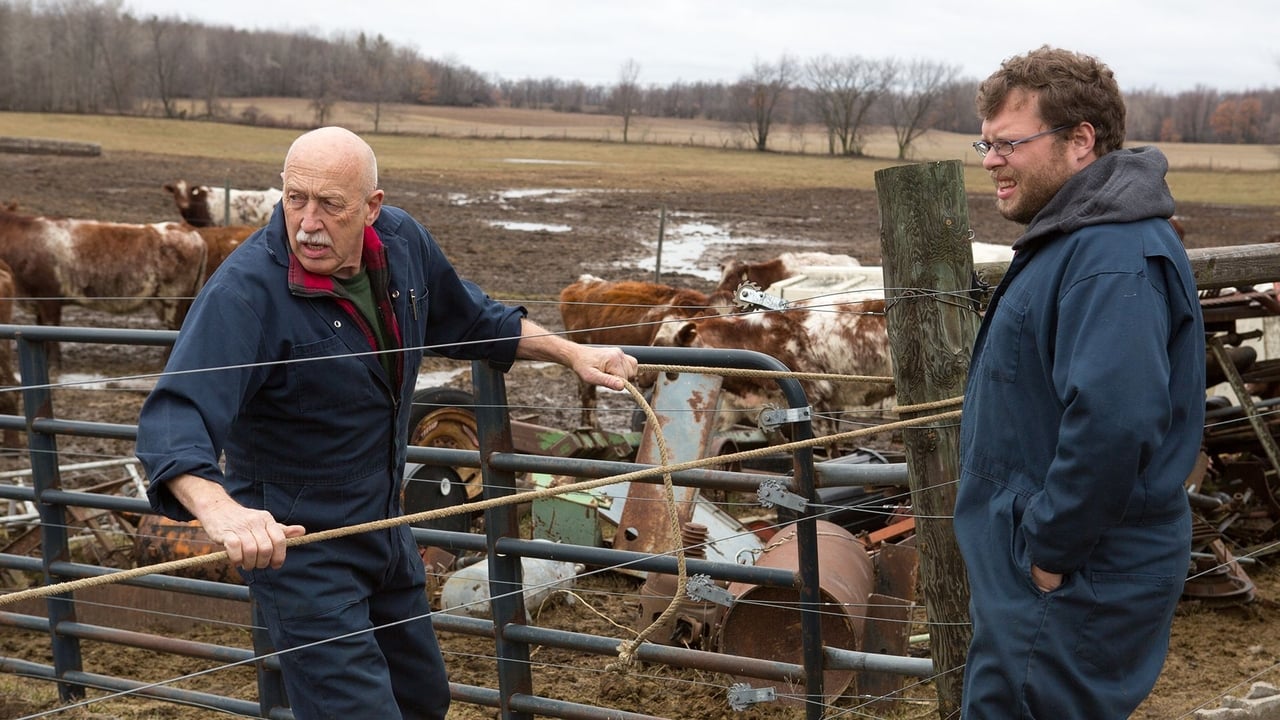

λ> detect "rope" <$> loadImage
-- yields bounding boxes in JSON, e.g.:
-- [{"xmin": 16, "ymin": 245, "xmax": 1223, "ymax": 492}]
[
  {"xmin": 0, "ymin": 404, "xmax": 960, "ymax": 608},
  {"xmin": 607, "ymin": 380, "xmax": 682, "ymax": 670}
]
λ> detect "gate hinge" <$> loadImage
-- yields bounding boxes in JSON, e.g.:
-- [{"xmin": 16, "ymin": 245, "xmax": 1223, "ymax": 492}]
[{"xmin": 728, "ymin": 682, "xmax": 777, "ymax": 711}]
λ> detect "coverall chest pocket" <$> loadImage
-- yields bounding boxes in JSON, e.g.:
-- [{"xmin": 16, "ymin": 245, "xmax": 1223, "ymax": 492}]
[
  {"xmin": 287, "ymin": 335, "xmax": 376, "ymax": 413},
  {"xmin": 982, "ymin": 286, "xmax": 1030, "ymax": 383},
  {"xmin": 402, "ymin": 286, "xmax": 427, "ymax": 348}
]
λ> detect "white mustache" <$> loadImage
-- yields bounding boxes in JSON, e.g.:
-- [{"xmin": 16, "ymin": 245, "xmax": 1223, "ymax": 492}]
[{"xmin": 296, "ymin": 229, "xmax": 333, "ymax": 247}]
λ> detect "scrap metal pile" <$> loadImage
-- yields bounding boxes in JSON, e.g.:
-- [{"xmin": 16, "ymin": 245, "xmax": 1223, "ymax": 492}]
[{"xmin": 1191, "ymin": 284, "xmax": 1280, "ymax": 605}]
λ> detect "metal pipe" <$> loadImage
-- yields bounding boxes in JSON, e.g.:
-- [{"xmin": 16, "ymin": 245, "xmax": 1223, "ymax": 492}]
[
  {"xmin": 63, "ymin": 668, "xmax": 268, "ymax": 717},
  {"xmin": 57, "ymin": 620, "xmax": 256, "ymax": 665},
  {"xmin": 500, "ymin": 621, "xmax": 804, "ymax": 682},
  {"xmin": 824, "ymin": 646, "xmax": 935, "ymax": 677},
  {"xmin": 490, "ymin": 535, "xmax": 796, "ymax": 587},
  {"xmin": 473, "ymin": 361, "xmax": 534, "ymax": 720},
  {"xmin": 19, "ymin": 333, "xmax": 83, "ymax": 702},
  {"xmin": 510, "ymin": 692, "xmax": 669, "ymax": 720},
  {"xmin": 0, "ymin": 655, "xmax": 272, "ymax": 718}
]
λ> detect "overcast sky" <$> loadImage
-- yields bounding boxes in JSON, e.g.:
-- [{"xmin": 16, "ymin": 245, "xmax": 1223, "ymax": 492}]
[{"xmin": 122, "ymin": 0, "xmax": 1279, "ymax": 93}]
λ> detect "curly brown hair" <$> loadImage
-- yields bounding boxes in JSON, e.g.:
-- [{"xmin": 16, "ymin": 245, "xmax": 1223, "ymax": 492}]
[{"xmin": 976, "ymin": 45, "xmax": 1126, "ymax": 156}]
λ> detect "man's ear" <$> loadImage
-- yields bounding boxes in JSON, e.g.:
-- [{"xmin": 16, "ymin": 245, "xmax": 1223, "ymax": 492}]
[
  {"xmin": 365, "ymin": 189, "xmax": 385, "ymax": 226},
  {"xmin": 1070, "ymin": 122, "xmax": 1098, "ymax": 160}
]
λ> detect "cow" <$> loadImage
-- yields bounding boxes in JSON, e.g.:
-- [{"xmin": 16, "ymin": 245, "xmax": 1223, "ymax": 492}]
[
  {"xmin": 558, "ymin": 274, "xmax": 731, "ymax": 427},
  {"xmin": 716, "ymin": 251, "xmax": 860, "ymax": 295},
  {"xmin": 194, "ymin": 225, "xmax": 257, "ymax": 281},
  {"xmin": 658, "ymin": 295, "xmax": 894, "ymax": 434},
  {"xmin": 0, "ymin": 207, "xmax": 208, "ymax": 364},
  {"xmin": 163, "ymin": 180, "xmax": 282, "ymax": 228}
]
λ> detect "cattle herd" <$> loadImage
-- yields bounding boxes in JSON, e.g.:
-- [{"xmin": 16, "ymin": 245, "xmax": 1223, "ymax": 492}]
[
  {"xmin": 0, "ymin": 182, "xmax": 274, "ymax": 442},
  {"xmin": 558, "ymin": 251, "xmax": 907, "ymax": 435},
  {"xmin": 0, "ymin": 181, "xmax": 1008, "ymax": 446}
]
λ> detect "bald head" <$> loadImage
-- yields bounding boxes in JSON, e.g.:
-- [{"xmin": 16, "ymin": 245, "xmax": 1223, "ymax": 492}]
[{"xmin": 283, "ymin": 126, "xmax": 379, "ymax": 197}]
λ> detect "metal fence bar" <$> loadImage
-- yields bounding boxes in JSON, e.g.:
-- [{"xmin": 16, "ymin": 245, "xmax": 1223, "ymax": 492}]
[{"xmin": 17, "ymin": 333, "xmax": 84, "ymax": 702}]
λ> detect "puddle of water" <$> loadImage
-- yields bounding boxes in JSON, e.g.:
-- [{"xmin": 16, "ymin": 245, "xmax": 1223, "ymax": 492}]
[
  {"xmin": 450, "ymin": 188, "xmax": 589, "ymax": 206},
  {"xmin": 625, "ymin": 218, "xmax": 809, "ymax": 281},
  {"xmin": 488, "ymin": 220, "xmax": 573, "ymax": 233},
  {"xmin": 496, "ymin": 188, "xmax": 587, "ymax": 204},
  {"xmin": 449, "ymin": 192, "xmax": 821, "ymax": 280},
  {"xmin": 502, "ymin": 158, "xmax": 599, "ymax": 166}
]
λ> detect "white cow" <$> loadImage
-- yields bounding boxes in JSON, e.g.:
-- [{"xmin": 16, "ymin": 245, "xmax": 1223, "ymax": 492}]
[{"xmin": 164, "ymin": 180, "xmax": 282, "ymax": 228}]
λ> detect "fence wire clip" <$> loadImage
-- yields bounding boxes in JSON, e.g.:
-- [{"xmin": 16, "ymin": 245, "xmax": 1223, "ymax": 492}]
[
  {"xmin": 728, "ymin": 682, "xmax": 776, "ymax": 711},
  {"xmin": 756, "ymin": 477, "xmax": 806, "ymax": 512},
  {"xmin": 686, "ymin": 574, "xmax": 735, "ymax": 607},
  {"xmin": 759, "ymin": 405, "xmax": 811, "ymax": 431},
  {"xmin": 733, "ymin": 282, "xmax": 789, "ymax": 312}
]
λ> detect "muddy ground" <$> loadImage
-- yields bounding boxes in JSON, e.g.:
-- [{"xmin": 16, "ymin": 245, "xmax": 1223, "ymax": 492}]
[{"xmin": 2, "ymin": 151, "xmax": 1280, "ymax": 718}]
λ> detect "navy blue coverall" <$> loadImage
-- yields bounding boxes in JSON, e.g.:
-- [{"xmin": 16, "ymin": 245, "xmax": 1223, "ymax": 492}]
[
  {"xmin": 955, "ymin": 147, "xmax": 1205, "ymax": 719},
  {"xmin": 136, "ymin": 204, "xmax": 525, "ymax": 719}
]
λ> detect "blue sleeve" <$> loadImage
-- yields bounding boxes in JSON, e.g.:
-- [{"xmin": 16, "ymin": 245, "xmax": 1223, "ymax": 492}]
[{"xmin": 135, "ymin": 283, "xmax": 269, "ymax": 520}]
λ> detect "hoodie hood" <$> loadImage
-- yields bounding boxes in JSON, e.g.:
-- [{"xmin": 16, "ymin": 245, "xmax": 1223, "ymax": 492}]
[{"xmin": 1012, "ymin": 146, "xmax": 1176, "ymax": 251}]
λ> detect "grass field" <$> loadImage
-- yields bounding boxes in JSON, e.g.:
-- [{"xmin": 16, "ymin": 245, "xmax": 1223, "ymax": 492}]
[{"xmin": 2, "ymin": 103, "xmax": 1279, "ymax": 206}]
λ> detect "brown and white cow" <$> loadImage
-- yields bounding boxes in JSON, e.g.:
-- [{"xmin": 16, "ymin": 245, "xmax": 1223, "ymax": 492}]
[
  {"xmin": 715, "ymin": 251, "xmax": 860, "ymax": 295},
  {"xmin": 194, "ymin": 225, "xmax": 257, "ymax": 282},
  {"xmin": 0, "ymin": 208, "xmax": 208, "ymax": 362},
  {"xmin": 659, "ymin": 295, "xmax": 894, "ymax": 431},
  {"xmin": 558, "ymin": 274, "xmax": 731, "ymax": 427},
  {"xmin": 164, "ymin": 180, "xmax": 281, "ymax": 228}
]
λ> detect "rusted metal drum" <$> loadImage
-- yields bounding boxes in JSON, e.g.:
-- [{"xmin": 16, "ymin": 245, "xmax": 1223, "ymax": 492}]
[
  {"xmin": 717, "ymin": 519, "xmax": 874, "ymax": 705},
  {"xmin": 132, "ymin": 514, "xmax": 242, "ymax": 584}
]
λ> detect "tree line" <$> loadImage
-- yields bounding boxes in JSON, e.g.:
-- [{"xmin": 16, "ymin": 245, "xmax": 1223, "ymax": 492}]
[{"xmin": 2, "ymin": 1, "xmax": 1278, "ymax": 158}]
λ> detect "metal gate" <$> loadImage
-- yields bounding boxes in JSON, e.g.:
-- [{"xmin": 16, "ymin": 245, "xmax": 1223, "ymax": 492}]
[{"xmin": 0, "ymin": 324, "xmax": 930, "ymax": 720}]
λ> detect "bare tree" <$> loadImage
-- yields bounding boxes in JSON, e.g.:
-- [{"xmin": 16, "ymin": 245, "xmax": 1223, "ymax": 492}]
[
  {"xmin": 886, "ymin": 58, "xmax": 958, "ymax": 160},
  {"xmin": 358, "ymin": 32, "xmax": 394, "ymax": 132},
  {"xmin": 145, "ymin": 15, "xmax": 191, "ymax": 118},
  {"xmin": 805, "ymin": 54, "xmax": 892, "ymax": 156},
  {"xmin": 1173, "ymin": 85, "xmax": 1220, "ymax": 143},
  {"xmin": 933, "ymin": 78, "xmax": 980, "ymax": 135},
  {"xmin": 733, "ymin": 55, "xmax": 797, "ymax": 152},
  {"xmin": 1126, "ymin": 87, "xmax": 1176, "ymax": 142},
  {"xmin": 612, "ymin": 58, "xmax": 641, "ymax": 143},
  {"xmin": 96, "ymin": 5, "xmax": 141, "ymax": 113}
]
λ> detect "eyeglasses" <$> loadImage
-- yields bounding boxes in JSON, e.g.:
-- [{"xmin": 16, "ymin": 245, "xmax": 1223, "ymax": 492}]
[{"xmin": 972, "ymin": 125, "xmax": 1072, "ymax": 158}]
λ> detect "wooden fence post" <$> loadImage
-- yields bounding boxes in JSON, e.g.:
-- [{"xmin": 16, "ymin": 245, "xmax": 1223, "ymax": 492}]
[{"xmin": 874, "ymin": 159, "xmax": 977, "ymax": 718}]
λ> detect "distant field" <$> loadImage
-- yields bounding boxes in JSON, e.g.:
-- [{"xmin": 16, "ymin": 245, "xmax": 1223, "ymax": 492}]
[{"xmin": 2, "ymin": 104, "xmax": 1278, "ymax": 206}]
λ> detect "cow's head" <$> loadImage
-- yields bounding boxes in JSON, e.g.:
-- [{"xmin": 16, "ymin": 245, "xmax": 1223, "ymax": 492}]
[
  {"xmin": 163, "ymin": 181, "xmax": 213, "ymax": 227},
  {"xmin": 163, "ymin": 180, "xmax": 192, "ymax": 210}
]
